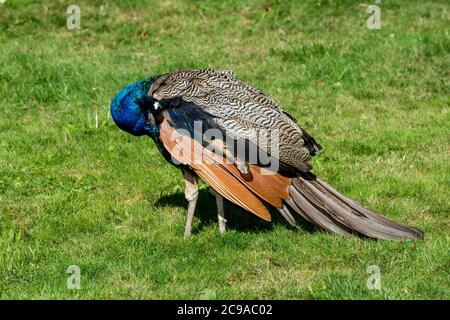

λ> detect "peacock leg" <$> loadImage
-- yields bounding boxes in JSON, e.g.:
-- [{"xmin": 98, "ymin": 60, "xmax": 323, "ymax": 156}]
[
  {"xmin": 182, "ymin": 168, "xmax": 199, "ymax": 239},
  {"xmin": 210, "ymin": 188, "xmax": 227, "ymax": 234}
]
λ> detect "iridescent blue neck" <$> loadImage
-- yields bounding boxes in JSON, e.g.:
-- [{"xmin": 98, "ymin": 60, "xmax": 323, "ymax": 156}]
[{"xmin": 110, "ymin": 78, "xmax": 157, "ymax": 137}]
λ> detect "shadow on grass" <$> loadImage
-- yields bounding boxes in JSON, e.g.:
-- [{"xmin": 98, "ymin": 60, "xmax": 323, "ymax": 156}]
[{"xmin": 155, "ymin": 188, "xmax": 317, "ymax": 235}]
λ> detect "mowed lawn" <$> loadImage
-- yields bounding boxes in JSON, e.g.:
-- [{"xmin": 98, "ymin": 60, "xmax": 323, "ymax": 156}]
[{"xmin": 0, "ymin": 0, "xmax": 449, "ymax": 299}]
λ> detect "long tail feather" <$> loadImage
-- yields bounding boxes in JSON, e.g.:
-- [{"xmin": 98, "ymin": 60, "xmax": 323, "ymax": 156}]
[{"xmin": 285, "ymin": 175, "xmax": 424, "ymax": 240}]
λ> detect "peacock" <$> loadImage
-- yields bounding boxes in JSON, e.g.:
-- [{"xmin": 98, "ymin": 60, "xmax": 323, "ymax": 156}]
[{"xmin": 110, "ymin": 68, "xmax": 424, "ymax": 240}]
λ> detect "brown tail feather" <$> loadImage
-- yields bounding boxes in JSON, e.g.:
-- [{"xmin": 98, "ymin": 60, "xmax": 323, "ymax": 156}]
[{"xmin": 285, "ymin": 175, "xmax": 424, "ymax": 240}]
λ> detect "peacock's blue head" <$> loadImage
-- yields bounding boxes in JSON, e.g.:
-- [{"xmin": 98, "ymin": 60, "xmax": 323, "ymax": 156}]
[{"xmin": 110, "ymin": 78, "xmax": 157, "ymax": 137}]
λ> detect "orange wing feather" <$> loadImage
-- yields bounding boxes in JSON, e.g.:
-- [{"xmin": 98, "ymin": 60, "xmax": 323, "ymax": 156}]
[{"xmin": 158, "ymin": 119, "xmax": 291, "ymax": 221}]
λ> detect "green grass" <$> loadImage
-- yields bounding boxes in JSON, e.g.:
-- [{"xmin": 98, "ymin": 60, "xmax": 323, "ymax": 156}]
[{"xmin": 0, "ymin": 0, "xmax": 449, "ymax": 299}]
